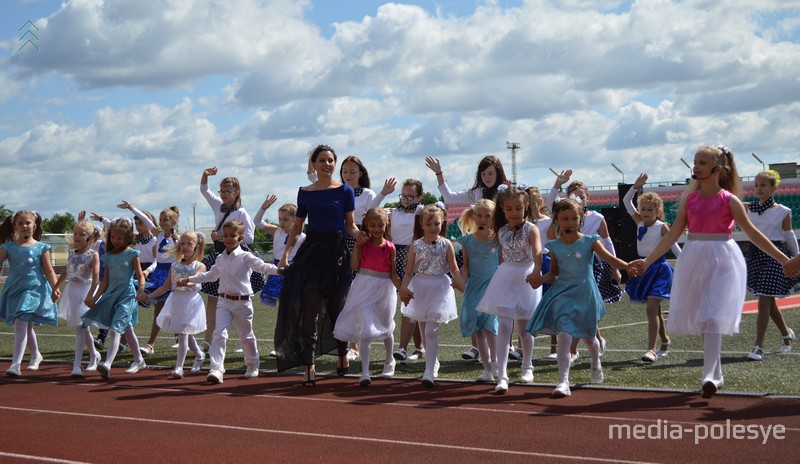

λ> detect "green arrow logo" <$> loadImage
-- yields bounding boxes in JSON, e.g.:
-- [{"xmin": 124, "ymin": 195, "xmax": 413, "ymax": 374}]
[{"xmin": 18, "ymin": 19, "xmax": 40, "ymax": 52}]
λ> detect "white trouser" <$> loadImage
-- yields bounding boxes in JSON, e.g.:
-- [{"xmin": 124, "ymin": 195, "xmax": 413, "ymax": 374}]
[{"xmin": 210, "ymin": 298, "xmax": 259, "ymax": 371}]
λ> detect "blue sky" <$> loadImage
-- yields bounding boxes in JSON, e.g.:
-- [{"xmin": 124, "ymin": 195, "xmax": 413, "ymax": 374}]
[{"xmin": 1, "ymin": 0, "xmax": 799, "ymax": 231}]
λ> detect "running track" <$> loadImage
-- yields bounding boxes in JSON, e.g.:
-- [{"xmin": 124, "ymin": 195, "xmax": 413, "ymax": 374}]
[{"xmin": 1, "ymin": 362, "xmax": 798, "ymax": 463}]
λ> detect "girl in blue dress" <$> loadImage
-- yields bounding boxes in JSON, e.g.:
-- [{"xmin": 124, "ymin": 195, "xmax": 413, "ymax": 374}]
[
  {"xmin": 457, "ymin": 199, "xmax": 500, "ymax": 382},
  {"xmin": 526, "ymin": 199, "xmax": 629, "ymax": 398},
  {"xmin": 82, "ymin": 218, "xmax": 147, "ymax": 380},
  {"xmin": 0, "ymin": 210, "xmax": 59, "ymax": 377}
]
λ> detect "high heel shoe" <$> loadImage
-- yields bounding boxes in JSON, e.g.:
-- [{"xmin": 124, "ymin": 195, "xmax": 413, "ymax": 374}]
[
  {"xmin": 303, "ymin": 364, "xmax": 316, "ymax": 387},
  {"xmin": 337, "ymin": 356, "xmax": 349, "ymax": 377}
]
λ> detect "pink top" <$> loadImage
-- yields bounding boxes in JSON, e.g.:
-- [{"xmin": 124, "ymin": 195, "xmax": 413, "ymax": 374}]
[
  {"xmin": 360, "ymin": 240, "xmax": 395, "ymax": 274},
  {"xmin": 686, "ymin": 189, "xmax": 735, "ymax": 237}
]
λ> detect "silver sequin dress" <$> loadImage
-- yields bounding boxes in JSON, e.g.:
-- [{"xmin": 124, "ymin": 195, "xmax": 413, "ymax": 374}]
[
  {"xmin": 400, "ymin": 238, "xmax": 458, "ymax": 323},
  {"xmin": 156, "ymin": 261, "xmax": 207, "ymax": 335},
  {"xmin": 58, "ymin": 249, "xmax": 96, "ymax": 327}
]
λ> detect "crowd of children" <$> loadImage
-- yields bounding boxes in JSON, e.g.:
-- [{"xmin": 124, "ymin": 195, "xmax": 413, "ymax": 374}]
[{"xmin": 1, "ymin": 145, "xmax": 799, "ymax": 400}]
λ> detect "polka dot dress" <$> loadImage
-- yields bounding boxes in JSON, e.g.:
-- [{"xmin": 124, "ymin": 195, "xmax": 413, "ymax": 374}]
[{"xmin": 746, "ymin": 242, "xmax": 799, "ymax": 297}]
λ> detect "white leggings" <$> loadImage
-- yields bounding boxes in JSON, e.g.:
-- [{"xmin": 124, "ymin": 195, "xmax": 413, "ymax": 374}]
[
  {"xmin": 359, "ymin": 335, "xmax": 394, "ymax": 376},
  {"xmin": 11, "ymin": 319, "xmax": 40, "ymax": 365},
  {"xmin": 73, "ymin": 326, "xmax": 99, "ymax": 368},
  {"xmin": 418, "ymin": 322, "xmax": 440, "ymax": 375},
  {"xmin": 701, "ymin": 333, "xmax": 723, "ymax": 385},
  {"xmin": 556, "ymin": 332, "xmax": 600, "ymax": 384},
  {"xmin": 495, "ymin": 317, "xmax": 534, "ymax": 381},
  {"xmin": 175, "ymin": 333, "xmax": 202, "ymax": 369}
]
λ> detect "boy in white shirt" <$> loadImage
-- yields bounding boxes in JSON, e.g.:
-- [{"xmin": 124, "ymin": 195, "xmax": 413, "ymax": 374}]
[{"xmin": 178, "ymin": 219, "xmax": 278, "ymax": 384}]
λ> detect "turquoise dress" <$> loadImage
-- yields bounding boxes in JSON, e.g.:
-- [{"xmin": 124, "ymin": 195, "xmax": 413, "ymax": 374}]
[
  {"xmin": 0, "ymin": 241, "xmax": 58, "ymax": 326},
  {"xmin": 458, "ymin": 235, "xmax": 499, "ymax": 337},
  {"xmin": 525, "ymin": 235, "xmax": 605, "ymax": 339},
  {"xmin": 81, "ymin": 248, "xmax": 140, "ymax": 332}
]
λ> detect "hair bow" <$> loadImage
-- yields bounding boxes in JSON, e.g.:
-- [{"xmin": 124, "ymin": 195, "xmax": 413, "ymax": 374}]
[
  {"xmin": 517, "ymin": 182, "xmax": 529, "ymax": 190},
  {"xmin": 435, "ymin": 201, "xmax": 445, "ymax": 210},
  {"xmin": 112, "ymin": 217, "xmax": 133, "ymax": 227},
  {"xmin": 197, "ymin": 231, "xmax": 206, "ymax": 240},
  {"xmin": 568, "ymin": 194, "xmax": 583, "ymax": 204},
  {"xmin": 497, "ymin": 184, "xmax": 509, "ymax": 193}
]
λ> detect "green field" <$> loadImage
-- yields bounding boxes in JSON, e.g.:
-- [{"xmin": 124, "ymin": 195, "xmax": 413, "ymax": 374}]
[{"xmin": 1, "ymin": 287, "xmax": 798, "ymax": 396}]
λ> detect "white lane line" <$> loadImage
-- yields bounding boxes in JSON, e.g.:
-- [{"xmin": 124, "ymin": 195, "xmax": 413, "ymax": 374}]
[
  {"xmin": 0, "ymin": 451, "xmax": 91, "ymax": 464},
  {"xmin": 0, "ymin": 405, "xmax": 657, "ymax": 464}
]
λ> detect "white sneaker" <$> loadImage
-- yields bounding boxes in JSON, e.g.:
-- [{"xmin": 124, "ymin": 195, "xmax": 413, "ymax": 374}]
[
  {"xmin": 520, "ymin": 367, "xmax": 534, "ymax": 384},
  {"xmin": 70, "ymin": 365, "xmax": 84, "ymax": 377},
  {"xmin": 6, "ymin": 363, "xmax": 21, "ymax": 377},
  {"xmin": 86, "ymin": 351, "xmax": 101, "ymax": 372},
  {"xmin": 421, "ymin": 371, "xmax": 435, "ymax": 387},
  {"xmin": 433, "ymin": 358, "xmax": 440, "ymax": 378},
  {"xmin": 171, "ymin": 368, "xmax": 184, "ymax": 379},
  {"xmin": 359, "ymin": 374, "xmax": 371, "ymax": 387},
  {"xmin": 191, "ymin": 354, "xmax": 205, "ymax": 373},
  {"xmin": 382, "ymin": 359, "xmax": 396, "ymax": 378},
  {"xmin": 125, "ymin": 360, "xmax": 147, "ymax": 374},
  {"xmin": 552, "ymin": 382, "xmax": 571, "ymax": 398},
  {"xmin": 569, "ymin": 352, "xmax": 581, "ymax": 365},
  {"xmin": 27, "ymin": 353, "xmax": 44, "ymax": 371},
  {"xmin": 494, "ymin": 378, "xmax": 509, "ymax": 394},
  {"xmin": 591, "ymin": 367, "xmax": 605, "ymax": 384},
  {"xmin": 244, "ymin": 362, "xmax": 260, "ymax": 378},
  {"xmin": 476, "ymin": 370, "xmax": 495, "ymax": 383},
  {"xmin": 207, "ymin": 369, "xmax": 224, "ymax": 384}
]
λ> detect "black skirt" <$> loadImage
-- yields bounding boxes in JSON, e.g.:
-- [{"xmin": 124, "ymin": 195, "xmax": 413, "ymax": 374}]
[{"xmin": 274, "ymin": 231, "xmax": 352, "ymax": 371}]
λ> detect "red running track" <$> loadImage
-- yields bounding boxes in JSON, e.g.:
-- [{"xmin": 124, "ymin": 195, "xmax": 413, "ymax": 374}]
[{"xmin": 1, "ymin": 361, "xmax": 798, "ymax": 464}]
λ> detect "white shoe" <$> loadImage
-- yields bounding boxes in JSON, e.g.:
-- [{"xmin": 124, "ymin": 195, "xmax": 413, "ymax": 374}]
[
  {"xmin": 346, "ymin": 348, "xmax": 360, "ymax": 362},
  {"xmin": 552, "ymin": 382, "xmax": 571, "ymax": 398},
  {"xmin": 461, "ymin": 346, "xmax": 480, "ymax": 361},
  {"xmin": 780, "ymin": 329, "xmax": 796, "ymax": 353},
  {"xmin": 268, "ymin": 350, "xmax": 277, "ymax": 358},
  {"xmin": 171, "ymin": 368, "xmax": 184, "ymax": 379},
  {"xmin": 244, "ymin": 362, "xmax": 259, "ymax": 378},
  {"xmin": 569, "ymin": 352, "xmax": 580, "ymax": 365},
  {"xmin": 547, "ymin": 352, "xmax": 558, "ymax": 360},
  {"xmin": 70, "ymin": 365, "xmax": 84, "ymax": 378},
  {"xmin": 494, "ymin": 378, "xmax": 509, "ymax": 394},
  {"xmin": 234, "ymin": 347, "xmax": 244, "ymax": 353},
  {"xmin": 382, "ymin": 359, "xmax": 396, "ymax": 378},
  {"xmin": 591, "ymin": 367, "xmax": 605, "ymax": 384},
  {"xmin": 207, "ymin": 369, "xmax": 224, "ymax": 384},
  {"xmin": 191, "ymin": 354, "xmax": 205, "ymax": 373},
  {"xmin": 6, "ymin": 363, "xmax": 21, "ymax": 377},
  {"xmin": 359, "ymin": 374, "xmax": 371, "ymax": 387},
  {"xmin": 433, "ymin": 358, "xmax": 440, "ymax": 378},
  {"xmin": 139, "ymin": 344, "xmax": 155, "ymax": 356},
  {"xmin": 520, "ymin": 367, "xmax": 534, "ymax": 384},
  {"xmin": 408, "ymin": 348, "xmax": 425, "ymax": 360},
  {"xmin": 27, "ymin": 353, "xmax": 44, "ymax": 371},
  {"xmin": 421, "ymin": 371, "xmax": 435, "ymax": 387},
  {"xmin": 701, "ymin": 378, "xmax": 723, "ymax": 398},
  {"xmin": 656, "ymin": 340, "xmax": 671, "ymax": 357},
  {"xmin": 476, "ymin": 370, "xmax": 495, "ymax": 383},
  {"xmin": 599, "ymin": 338, "xmax": 606, "ymax": 358},
  {"xmin": 86, "ymin": 351, "xmax": 101, "ymax": 372},
  {"xmin": 747, "ymin": 345, "xmax": 764, "ymax": 361},
  {"xmin": 125, "ymin": 359, "xmax": 147, "ymax": 374}
]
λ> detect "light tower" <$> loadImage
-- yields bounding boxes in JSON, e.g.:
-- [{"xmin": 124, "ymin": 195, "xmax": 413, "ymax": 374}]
[{"xmin": 506, "ymin": 141, "xmax": 520, "ymax": 184}]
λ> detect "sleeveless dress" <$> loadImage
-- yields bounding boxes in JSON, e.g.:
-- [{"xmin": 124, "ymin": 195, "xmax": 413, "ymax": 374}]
[
  {"xmin": 476, "ymin": 221, "xmax": 542, "ymax": 319},
  {"xmin": 81, "ymin": 248, "xmax": 140, "ymax": 332},
  {"xmin": 668, "ymin": 190, "xmax": 745, "ymax": 335},
  {"xmin": 156, "ymin": 261, "xmax": 206, "ymax": 334},
  {"xmin": 746, "ymin": 202, "xmax": 799, "ymax": 296},
  {"xmin": 625, "ymin": 220, "xmax": 673, "ymax": 303},
  {"xmin": 333, "ymin": 240, "xmax": 398, "ymax": 342},
  {"xmin": 525, "ymin": 235, "xmax": 605, "ymax": 339},
  {"xmin": 0, "ymin": 241, "xmax": 58, "ymax": 326},
  {"xmin": 58, "ymin": 248, "xmax": 96, "ymax": 327},
  {"xmin": 457, "ymin": 234, "xmax": 499, "ymax": 337},
  {"xmin": 400, "ymin": 239, "xmax": 458, "ymax": 323}
]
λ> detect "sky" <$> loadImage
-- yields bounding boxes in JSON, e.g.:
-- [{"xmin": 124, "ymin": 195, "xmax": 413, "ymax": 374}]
[{"xmin": 1, "ymin": 0, "xmax": 799, "ymax": 231}]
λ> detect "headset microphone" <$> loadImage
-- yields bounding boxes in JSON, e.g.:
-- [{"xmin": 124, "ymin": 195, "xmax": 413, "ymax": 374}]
[
  {"xmin": 691, "ymin": 165, "xmax": 717, "ymax": 180},
  {"xmin": 564, "ymin": 229, "xmax": 573, "ymax": 234},
  {"xmin": 478, "ymin": 226, "xmax": 486, "ymax": 230}
]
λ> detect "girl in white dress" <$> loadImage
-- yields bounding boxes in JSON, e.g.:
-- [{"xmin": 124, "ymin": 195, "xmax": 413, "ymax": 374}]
[
  {"xmin": 144, "ymin": 231, "xmax": 208, "ymax": 379},
  {"xmin": 400, "ymin": 204, "xmax": 465, "ymax": 387},
  {"xmin": 53, "ymin": 220, "xmax": 102, "ymax": 377}
]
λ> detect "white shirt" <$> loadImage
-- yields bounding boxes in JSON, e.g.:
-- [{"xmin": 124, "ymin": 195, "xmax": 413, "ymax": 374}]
[
  {"xmin": 188, "ymin": 246, "xmax": 277, "ymax": 296},
  {"xmin": 253, "ymin": 209, "xmax": 305, "ymax": 261},
  {"xmin": 748, "ymin": 204, "xmax": 791, "ymax": 241},
  {"xmin": 201, "ymin": 183, "xmax": 255, "ymax": 245},
  {"xmin": 438, "ymin": 183, "xmax": 483, "ymax": 205}
]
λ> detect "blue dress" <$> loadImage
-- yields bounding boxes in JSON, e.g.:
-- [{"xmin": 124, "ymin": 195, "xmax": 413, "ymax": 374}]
[
  {"xmin": 525, "ymin": 235, "xmax": 605, "ymax": 339},
  {"xmin": 81, "ymin": 248, "xmax": 140, "ymax": 332},
  {"xmin": 458, "ymin": 234, "xmax": 499, "ymax": 337},
  {"xmin": 0, "ymin": 242, "xmax": 58, "ymax": 326}
]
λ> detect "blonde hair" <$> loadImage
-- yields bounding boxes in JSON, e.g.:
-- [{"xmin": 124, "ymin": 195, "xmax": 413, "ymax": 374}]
[
  {"xmin": 526, "ymin": 186, "xmax": 549, "ymax": 220},
  {"xmin": 756, "ymin": 170, "xmax": 781, "ymax": 187},
  {"xmin": 69, "ymin": 220, "xmax": 102, "ymax": 249},
  {"xmin": 690, "ymin": 146, "xmax": 742, "ymax": 198},
  {"xmin": 278, "ymin": 203, "xmax": 298, "ymax": 216},
  {"xmin": 413, "ymin": 204, "xmax": 447, "ymax": 240},
  {"xmin": 362, "ymin": 207, "xmax": 392, "ymax": 241},
  {"xmin": 637, "ymin": 192, "xmax": 666, "ymax": 221},
  {"xmin": 459, "ymin": 199, "xmax": 495, "ymax": 235},
  {"xmin": 172, "ymin": 231, "xmax": 206, "ymax": 262}
]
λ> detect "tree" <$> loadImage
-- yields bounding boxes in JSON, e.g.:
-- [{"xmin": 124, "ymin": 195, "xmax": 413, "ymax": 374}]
[
  {"xmin": 42, "ymin": 212, "xmax": 76, "ymax": 233},
  {"xmin": 0, "ymin": 204, "xmax": 11, "ymax": 222}
]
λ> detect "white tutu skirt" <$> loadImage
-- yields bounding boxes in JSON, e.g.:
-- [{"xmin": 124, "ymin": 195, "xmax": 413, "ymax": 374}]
[
  {"xmin": 401, "ymin": 274, "xmax": 458, "ymax": 323},
  {"xmin": 156, "ymin": 291, "xmax": 207, "ymax": 335},
  {"xmin": 333, "ymin": 273, "xmax": 397, "ymax": 342},
  {"xmin": 58, "ymin": 281, "xmax": 91, "ymax": 327},
  {"xmin": 476, "ymin": 262, "xmax": 541, "ymax": 319},
  {"xmin": 667, "ymin": 239, "xmax": 746, "ymax": 335}
]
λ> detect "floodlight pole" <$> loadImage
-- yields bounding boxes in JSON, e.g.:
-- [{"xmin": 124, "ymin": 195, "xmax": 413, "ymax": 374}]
[{"xmin": 506, "ymin": 142, "xmax": 520, "ymax": 184}]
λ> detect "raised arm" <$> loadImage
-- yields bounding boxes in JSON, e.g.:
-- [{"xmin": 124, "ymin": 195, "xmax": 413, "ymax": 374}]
[
  {"xmin": 118, "ymin": 201, "xmax": 158, "ymax": 235},
  {"xmin": 623, "ymin": 173, "xmax": 648, "ymax": 222}
]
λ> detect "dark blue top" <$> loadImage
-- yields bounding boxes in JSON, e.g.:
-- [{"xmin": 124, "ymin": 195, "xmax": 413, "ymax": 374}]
[{"xmin": 296, "ymin": 184, "xmax": 355, "ymax": 233}]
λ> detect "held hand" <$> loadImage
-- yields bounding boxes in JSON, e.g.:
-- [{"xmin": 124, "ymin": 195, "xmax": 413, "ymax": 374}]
[
  {"xmin": 355, "ymin": 232, "xmax": 369, "ymax": 246},
  {"xmin": 84, "ymin": 296, "xmax": 95, "ymax": 308},
  {"xmin": 137, "ymin": 293, "xmax": 149, "ymax": 304},
  {"xmin": 554, "ymin": 169, "xmax": 573, "ymax": 189},
  {"xmin": 117, "ymin": 201, "xmax": 133, "ymax": 210},
  {"xmin": 176, "ymin": 278, "xmax": 191, "ymax": 287},
  {"xmin": 203, "ymin": 167, "xmax": 218, "ymax": 177},
  {"xmin": 784, "ymin": 255, "xmax": 800, "ymax": 277},
  {"xmin": 381, "ymin": 178, "xmax": 397, "ymax": 196},
  {"xmin": 400, "ymin": 288, "xmax": 413, "ymax": 305},
  {"xmin": 424, "ymin": 156, "xmax": 442, "ymax": 174},
  {"xmin": 261, "ymin": 195, "xmax": 278, "ymax": 211},
  {"xmin": 633, "ymin": 173, "xmax": 648, "ymax": 190},
  {"xmin": 277, "ymin": 257, "xmax": 289, "ymax": 270},
  {"xmin": 51, "ymin": 288, "xmax": 61, "ymax": 302},
  {"xmin": 627, "ymin": 259, "xmax": 645, "ymax": 277},
  {"xmin": 526, "ymin": 272, "xmax": 544, "ymax": 289},
  {"xmin": 612, "ymin": 269, "xmax": 622, "ymax": 285},
  {"xmin": 451, "ymin": 276, "xmax": 466, "ymax": 293}
]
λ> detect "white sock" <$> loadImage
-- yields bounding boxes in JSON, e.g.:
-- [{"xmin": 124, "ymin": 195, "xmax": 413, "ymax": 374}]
[
  {"xmin": 557, "ymin": 332, "xmax": 572, "ymax": 384},
  {"xmin": 702, "ymin": 333, "xmax": 723, "ymax": 385},
  {"xmin": 584, "ymin": 336, "xmax": 601, "ymax": 370},
  {"xmin": 73, "ymin": 327, "xmax": 86, "ymax": 368},
  {"xmin": 175, "ymin": 334, "xmax": 189, "ymax": 369},
  {"xmin": 476, "ymin": 330, "xmax": 492, "ymax": 372},
  {"xmin": 383, "ymin": 335, "xmax": 394, "ymax": 364},
  {"xmin": 420, "ymin": 322, "xmax": 440, "ymax": 375},
  {"xmin": 105, "ymin": 330, "xmax": 121, "ymax": 366},
  {"xmin": 517, "ymin": 319, "xmax": 534, "ymax": 369},
  {"xmin": 26, "ymin": 322, "xmax": 40, "ymax": 360},
  {"xmin": 188, "ymin": 335, "xmax": 202, "ymax": 357},
  {"xmin": 124, "ymin": 327, "xmax": 144, "ymax": 364},
  {"xmin": 12, "ymin": 319, "xmax": 29, "ymax": 365},
  {"xmin": 495, "ymin": 317, "xmax": 514, "ymax": 380},
  {"xmin": 360, "ymin": 338, "xmax": 372, "ymax": 376}
]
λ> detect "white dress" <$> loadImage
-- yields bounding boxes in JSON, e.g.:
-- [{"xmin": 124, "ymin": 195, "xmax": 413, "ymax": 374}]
[
  {"xmin": 476, "ymin": 221, "xmax": 541, "ymax": 319},
  {"xmin": 156, "ymin": 261, "xmax": 207, "ymax": 335},
  {"xmin": 401, "ymin": 239, "xmax": 458, "ymax": 323},
  {"xmin": 58, "ymin": 249, "xmax": 96, "ymax": 327}
]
